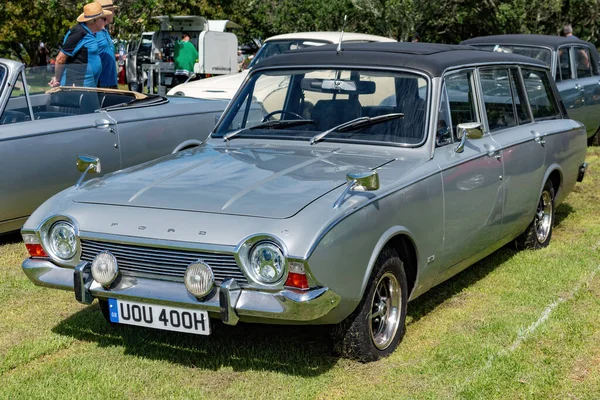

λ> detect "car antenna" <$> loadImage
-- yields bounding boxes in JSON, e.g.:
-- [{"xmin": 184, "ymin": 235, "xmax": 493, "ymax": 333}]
[{"xmin": 337, "ymin": 15, "xmax": 347, "ymax": 55}]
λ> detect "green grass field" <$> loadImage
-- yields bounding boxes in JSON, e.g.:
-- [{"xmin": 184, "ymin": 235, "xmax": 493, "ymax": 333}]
[{"xmin": 1, "ymin": 148, "xmax": 599, "ymax": 399}]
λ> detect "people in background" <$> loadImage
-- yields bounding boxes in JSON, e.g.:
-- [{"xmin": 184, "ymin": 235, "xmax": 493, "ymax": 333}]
[
  {"xmin": 563, "ymin": 24, "xmax": 577, "ymax": 39},
  {"xmin": 49, "ymin": 2, "xmax": 111, "ymax": 87},
  {"xmin": 412, "ymin": 32, "xmax": 420, "ymax": 42},
  {"xmin": 97, "ymin": 0, "xmax": 119, "ymax": 88},
  {"xmin": 173, "ymin": 32, "xmax": 198, "ymax": 87}
]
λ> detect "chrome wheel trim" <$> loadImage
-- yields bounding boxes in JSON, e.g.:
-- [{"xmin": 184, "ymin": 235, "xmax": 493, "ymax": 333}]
[
  {"xmin": 369, "ymin": 271, "xmax": 401, "ymax": 350},
  {"xmin": 535, "ymin": 190, "xmax": 553, "ymax": 243}
]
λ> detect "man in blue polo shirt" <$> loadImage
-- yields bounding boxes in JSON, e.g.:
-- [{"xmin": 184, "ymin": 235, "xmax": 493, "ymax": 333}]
[
  {"xmin": 97, "ymin": 0, "xmax": 119, "ymax": 88},
  {"xmin": 49, "ymin": 2, "xmax": 111, "ymax": 88}
]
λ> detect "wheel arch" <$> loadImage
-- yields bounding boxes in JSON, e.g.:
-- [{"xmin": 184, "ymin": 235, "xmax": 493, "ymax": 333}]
[
  {"xmin": 360, "ymin": 227, "xmax": 420, "ymax": 302},
  {"xmin": 542, "ymin": 164, "xmax": 562, "ymax": 201}
]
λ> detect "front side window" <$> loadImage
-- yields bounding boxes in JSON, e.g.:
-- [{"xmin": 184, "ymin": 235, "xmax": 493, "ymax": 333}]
[
  {"xmin": 215, "ymin": 68, "xmax": 429, "ymax": 145},
  {"xmin": 436, "ymin": 83, "xmax": 453, "ymax": 146},
  {"xmin": 480, "ymin": 68, "xmax": 517, "ymax": 132},
  {"xmin": 574, "ymin": 46, "xmax": 593, "ymax": 78},
  {"xmin": 521, "ymin": 69, "xmax": 560, "ymax": 120},
  {"xmin": 1, "ymin": 72, "xmax": 30, "ymax": 125},
  {"xmin": 444, "ymin": 70, "xmax": 479, "ymax": 135}
]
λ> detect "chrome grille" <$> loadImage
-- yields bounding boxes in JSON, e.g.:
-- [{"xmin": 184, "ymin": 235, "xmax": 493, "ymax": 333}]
[{"xmin": 80, "ymin": 239, "xmax": 247, "ymax": 285}]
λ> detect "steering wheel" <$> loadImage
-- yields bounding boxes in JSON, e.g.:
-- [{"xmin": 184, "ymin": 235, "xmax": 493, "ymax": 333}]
[{"xmin": 261, "ymin": 109, "xmax": 305, "ymax": 122}]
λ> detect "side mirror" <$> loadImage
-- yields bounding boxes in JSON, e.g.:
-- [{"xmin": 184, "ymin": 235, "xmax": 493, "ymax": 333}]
[
  {"xmin": 455, "ymin": 122, "xmax": 483, "ymax": 153},
  {"xmin": 334, "ymin": 171, "xmax": 380, "ymax": 209},
  {"xmin": 76, "ymin": 155, "xmax": 101, "ymax": 187},
  {"xmin": 77, "ymin": 155, "xmax": 101, "ymax": 173},
  {"xmin": 346, "ymin": 171, "xmax": 380, "ymax": 191}
]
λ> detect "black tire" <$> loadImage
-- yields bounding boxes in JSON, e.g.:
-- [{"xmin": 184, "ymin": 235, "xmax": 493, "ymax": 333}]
[
  {"xmin": 516, "ymin": 180, "xmax": 555, "ymax": 250},
  {"xmin": 588, "ymin": 129, "xmax": 600, "ymax": 146},
  {"xmin": 128, "ymin": 81, "xmax": 141, "ymax": 93},
  {"xmin": 331, "ymin": 247, "xmax": 408, "ymax": 362}
]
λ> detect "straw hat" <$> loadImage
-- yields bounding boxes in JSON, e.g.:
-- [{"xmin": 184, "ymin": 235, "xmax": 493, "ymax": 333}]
[
  {"xmin": 77, "ymin": 2, "xmax": 112, "ymax": 23},
  {"xmin": 96, "ymin": 0, "xmax": 119, "ymax": 10}
]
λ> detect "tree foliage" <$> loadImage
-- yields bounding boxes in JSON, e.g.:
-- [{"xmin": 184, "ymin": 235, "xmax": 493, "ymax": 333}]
[{"xmin": 1, "ymin": 0, "xmax": 599, "ymax": 65}]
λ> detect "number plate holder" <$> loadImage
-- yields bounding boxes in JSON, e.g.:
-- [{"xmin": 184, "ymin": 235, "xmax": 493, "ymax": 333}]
[{"xmin": 107, "ymin": 299, "xmax": 211, "ymax": 335}]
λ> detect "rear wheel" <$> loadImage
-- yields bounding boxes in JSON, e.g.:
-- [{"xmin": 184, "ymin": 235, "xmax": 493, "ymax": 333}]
[
  {"xmin": 516, "ymin": 180, "xmax": 555, "ymax": 250},
  {"xmin": 331, "ymin": 247, "xmax": 408, "ymax": 362},
  {"xmin": 588, "ymin": 128, "xmax": 600, "ymax": 146}
]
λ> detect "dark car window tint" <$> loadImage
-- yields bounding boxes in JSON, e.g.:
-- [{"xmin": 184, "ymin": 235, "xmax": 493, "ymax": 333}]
[
  {"xmin": 436, "ymin": 83, "xmax": 453, "ymax": 147},
  {"xmin": 480, "ymin": 68, "xmax": 517, "ymax": 132},
  {"xmin": 574, "ymin": 46, "xmax": 593, "ymax": 78},
  {"xmin": 557, "ymin": 47, "xmax": 572, "ymax": 81},
  {"xmin": 445, "ymin": 70, "xmax": 479, "ymax": 134},
  {"xmin": 510, "ymin": 69, "xmax": 531, "ymax": 124},
  {"xmin": 521, "ymin": 69, "xmax": 560, "ymax": 120},
  {"xmin": 1, "ymin": 72, "xmax": 30, "ymax": 125},
  {"xmin": 0, "ymin": 65, "xmax": 5, "ymax": 84}
]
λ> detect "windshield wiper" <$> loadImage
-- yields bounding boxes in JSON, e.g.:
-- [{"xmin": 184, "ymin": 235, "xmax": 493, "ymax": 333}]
[
  {"xmin": 223, "ymin": 119, "xmax": 314, "ymax": 141},
  {"xmin": 310, "ymin": 113, "xmax": 404, "ymax": 145}
]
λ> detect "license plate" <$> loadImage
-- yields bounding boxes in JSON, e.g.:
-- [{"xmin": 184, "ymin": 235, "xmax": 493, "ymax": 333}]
[{"xmin": 107, "ymin": 299, "xmax": 211, "ymax": 335}]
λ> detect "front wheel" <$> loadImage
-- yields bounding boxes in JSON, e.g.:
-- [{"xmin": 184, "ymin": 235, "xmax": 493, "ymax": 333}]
[
  {"xmin": 331, "ymin": 247, "xmax": 408, "ymax": 362},
  {"xmin": 516, "ymin": 180, "xmax": 555, "ymax": 250}
]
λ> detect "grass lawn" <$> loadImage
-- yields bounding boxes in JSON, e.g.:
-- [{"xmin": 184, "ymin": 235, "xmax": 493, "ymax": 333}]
[{"xmin": 0, "ymin": 147, "xmax": 599, "ymax": 399}]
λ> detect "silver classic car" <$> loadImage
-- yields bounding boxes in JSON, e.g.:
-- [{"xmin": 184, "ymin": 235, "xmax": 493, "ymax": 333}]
[
  {"xmin": 21, "ymin": 43, "xmax": 588, "ymax": 362},
  {"xmin": 0, "ymin": 59, "xmax": 227, "ymax": 234},
  {"xmin": 461, "ymin": 34, "xmax": 600, "ymax": 146}
]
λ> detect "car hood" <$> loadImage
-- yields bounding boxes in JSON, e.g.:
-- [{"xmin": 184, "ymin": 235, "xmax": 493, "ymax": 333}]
[
  {"xmin": 168, "ymin": 71, "xmax": 249, "ymax": 99},
  {"xmin": 73, "ymin": 143, "xmax": 396, "ymax": 219}
]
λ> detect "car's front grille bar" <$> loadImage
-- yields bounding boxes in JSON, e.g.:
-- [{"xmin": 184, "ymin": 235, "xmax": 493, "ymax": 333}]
[{"xmin": 80, "ymin": 239, "xmax": 247, "ymax": 285}]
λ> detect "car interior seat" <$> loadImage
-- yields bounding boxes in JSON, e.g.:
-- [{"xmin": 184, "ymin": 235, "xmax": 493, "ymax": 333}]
[
  {"xmin": 311, "ymin": 99, "xmax": 361, "ymax": 131},
  {"xmin": 46, "ymin": 91, "xmax": 83, "ymax": 114},
  {"xmin": 0, "ymin": 110, "xmax": 27, "ymax": 125}
]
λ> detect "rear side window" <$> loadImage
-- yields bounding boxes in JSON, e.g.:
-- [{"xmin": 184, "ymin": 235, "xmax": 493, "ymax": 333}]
[
  {"xmin": 521, "ymin": 69, "xmax": 560, "ymax": 120},
  {"xmin": 510, "ymin": 69, "xmax": 531, "ymax": 124}
]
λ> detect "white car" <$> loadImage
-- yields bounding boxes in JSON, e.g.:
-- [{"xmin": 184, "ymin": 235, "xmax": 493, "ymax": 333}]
[{"xmin": 167, "ymin": 32, "xmax": 396, "ymax": 100}]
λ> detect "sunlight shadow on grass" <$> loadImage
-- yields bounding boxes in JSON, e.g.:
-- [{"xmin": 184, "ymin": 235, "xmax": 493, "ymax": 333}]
[
  {"xmin": 52, "ymin": 304, "xmax": 337, "ymax": 376},
  {"xmin": 0, "ymin": 232, "xmax": 22, "ymax": 245}
]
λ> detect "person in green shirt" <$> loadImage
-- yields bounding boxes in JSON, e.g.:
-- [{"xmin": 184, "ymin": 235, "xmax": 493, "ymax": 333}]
[{"xmin": 173, "ymin": 32, "xmax": 198, "ymax": 87}]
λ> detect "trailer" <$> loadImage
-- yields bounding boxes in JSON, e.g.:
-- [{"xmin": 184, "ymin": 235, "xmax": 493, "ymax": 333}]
[{"xmin": 126, "ymin": 16, "xmax": 239, "ymax": 94}]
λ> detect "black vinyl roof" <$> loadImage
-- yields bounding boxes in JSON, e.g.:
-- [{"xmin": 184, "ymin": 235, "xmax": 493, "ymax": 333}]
[
  {"xmin": 461, "ymin": 34, "xmax": 595, "ymax": 50},
  {"xmin": 254, "ymin": 42, "xmax": 547, "ymax": 77}
]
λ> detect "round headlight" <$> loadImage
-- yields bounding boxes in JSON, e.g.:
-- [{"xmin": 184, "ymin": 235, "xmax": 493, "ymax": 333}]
[
  {"xmin": 249, "ymin": 242, "xmax": 286, "ymax": 284},
  {"xmin": 184, "ymin": 261, "xmax": 214, "ymax": 297},
  {"xmin": 48, "ymin": 221, "xmax": 77, "ymax": 260},
  {"xmin": 91, "ymin": 251, "xmax": 119, "ymax": 287}
]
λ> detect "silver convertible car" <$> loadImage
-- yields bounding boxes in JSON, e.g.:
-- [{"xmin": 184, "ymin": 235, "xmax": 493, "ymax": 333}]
[
  {"xmin": 21, "ymin": 43, "xmax": 588, "ymax": 362},
  {"xmin": 0, "ymin": 59, "xmax": 226, "ymax": 234}
]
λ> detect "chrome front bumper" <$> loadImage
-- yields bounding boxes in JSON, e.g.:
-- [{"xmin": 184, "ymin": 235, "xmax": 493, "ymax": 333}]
[{"xmin": 22, "ymin": 258, "xmax": 341, "ymax": 325}]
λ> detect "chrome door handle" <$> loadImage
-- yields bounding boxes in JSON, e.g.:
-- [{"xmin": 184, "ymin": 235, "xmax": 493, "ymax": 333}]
[
  {"xmin": 93, "ymin": 119, "xmax": 115, "ymax": 128},
  {"xmin": 531, "ymin": 130, "xmax": 546, "ymax": 146},
  {"xmin": 487, "ymin": 149, "xmax": 501, "ymax": 160}
]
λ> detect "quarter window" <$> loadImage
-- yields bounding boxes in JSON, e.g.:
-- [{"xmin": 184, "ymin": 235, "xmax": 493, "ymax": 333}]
[
  {"xmin": 1, "ymin": 72, "xmax": 30, "ymax": 125},
  {"xmin": 521, "ymin": 69, "xmax": 560, "ymax": 120}
]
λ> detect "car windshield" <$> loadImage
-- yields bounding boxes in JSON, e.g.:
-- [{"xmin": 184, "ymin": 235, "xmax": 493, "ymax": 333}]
[
  {"xmin": 472, "ymin": 44, "xmax": 552, "ymax": 65},
  {"xmin": 214, "ymin": 68, "xmax": 429, "ymax": 146},
  {"xmin": 248, "ymin": 39, "xmax": 331, "ymax": 68}
]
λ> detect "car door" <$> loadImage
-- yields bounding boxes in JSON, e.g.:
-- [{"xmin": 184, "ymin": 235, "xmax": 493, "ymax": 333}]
[
  {"xmin": 480, "ymin": 66, "xmax": 546, "ymax": 239},
  {"xmin": 433, "ymin": 69, "xmax": 504, "ymax": 280},
  {"xmin": 572, "ymin": 45, "xmax": 600, "ymax": 139},
  {"xmin": 0, "ymin": 71, "xmax": 121, "ymax": 232},
  {"xmin": 555, "ymin": 46, "xmax": 586, "ymax": 124}
]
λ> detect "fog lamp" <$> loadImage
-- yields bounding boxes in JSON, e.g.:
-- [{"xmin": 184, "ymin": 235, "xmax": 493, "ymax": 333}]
[
  {"xmin": 184, "ymin": 261, "xmax": 214, "ymax": 298},
  {"xmin": 91, "ymin": 251, "xmax": 118, "ymax": 288}
]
